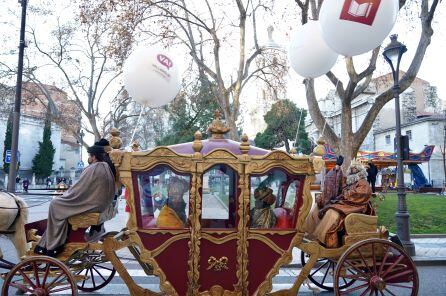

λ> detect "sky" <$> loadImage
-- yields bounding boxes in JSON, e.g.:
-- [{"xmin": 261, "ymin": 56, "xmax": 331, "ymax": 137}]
[{"xmin": 1, "ymin": 0, "xmax": 445, "ymax": 140}]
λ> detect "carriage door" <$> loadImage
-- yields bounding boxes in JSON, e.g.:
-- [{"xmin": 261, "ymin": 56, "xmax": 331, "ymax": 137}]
[{"xmin": 195, "ymin": 162, "xmax": 244, "ymax": 295}]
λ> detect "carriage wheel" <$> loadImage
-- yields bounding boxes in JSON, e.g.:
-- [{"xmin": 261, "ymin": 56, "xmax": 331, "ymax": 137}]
[
  {"xmin": 2, "ymin": 256, "xmax": 77, "ymax": 296},
  {"xmin": 73, "ymin": 250, "xmax": 116, "ymax": 292},
  {"xmin": 334, "ymin": 238, "xmax": 418, "ymax": 296},
  {"xmin": 301, "ymin": 251, "xmax": 355, "ymax": 291}
]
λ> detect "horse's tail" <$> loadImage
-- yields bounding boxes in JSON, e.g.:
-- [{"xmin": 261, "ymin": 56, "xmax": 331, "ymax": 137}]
[{"xmin": 10, "ymin": 195, "xmax": 29, "ymax": 258}]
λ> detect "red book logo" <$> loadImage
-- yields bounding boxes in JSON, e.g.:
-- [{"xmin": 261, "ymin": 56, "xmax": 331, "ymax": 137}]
[
  {"xmin": 340, "ymin": 0, "xmax": 381, "ymax": 26},
  {"xmin": 157, "ymin": 54, "xmax": 173, "ymax": 70}
]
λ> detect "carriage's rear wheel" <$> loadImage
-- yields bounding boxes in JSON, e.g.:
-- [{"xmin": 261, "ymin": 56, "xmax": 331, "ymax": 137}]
[
  {"xmin": 2, "ymin": 255, "xmax": 77, "ymax": 296},
  {"xmin": 300, "ymin": 251, "xmax": 355, "ymax": 291},
  {"xmin": 334, "ymin": 238, "xmax": 418, "ymax": 296}
]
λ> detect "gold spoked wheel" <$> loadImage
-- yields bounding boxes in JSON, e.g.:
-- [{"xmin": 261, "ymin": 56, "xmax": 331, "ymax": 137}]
[
  {"xmin": 2, "ymin": 256, "xmax": 77, "ymax": 296},
  {"xmin": 334, "ymin": 239, "xmax": 418, "ymax": 296}
]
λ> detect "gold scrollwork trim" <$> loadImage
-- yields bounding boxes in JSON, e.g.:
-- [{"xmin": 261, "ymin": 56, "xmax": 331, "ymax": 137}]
[
  {"xmin": 203, "ymin": 149, "xmax": 239, "ymax": 160},
  {"xmin": 296, "ymin": 176, "xmax": 315, "ymax": 233},
  {"xmin": 202, "ymin": 233, "xmax": 237, "ymax": 245},
  {"xmin": 120, "ymin": 177, "xmax": 137, "ymax": 229},
  {"xmin": 248, "ymin": 230, "xmax": 296, "ymax": 236},
  {"xmin": 129, "ymin": 158, "xmax": 194, "ymax": 173},
  {"xmin": 246, "ymin": 161, "xmax": 311, "ymax": 175},
  {"xmin": 133, "ymin": 146, "xmax": 191, "ymax": 158},
  {"xmin": 207, "ymin": 256, "xmax": 229, "ymax": 271},
  {"xmin": 197, "ymin": 161, "xmax": 242, "ymax": 174},
  {"xmin": 261, "ymin": 150, "xmax": 295, "ymax": 160},
  {"xmin": 128, "ymin": 232, "xmax": 178, "ymax": 295},
  {"xmin": 256, "ymin": 233, "xmax": 303, "ymax": 295},
  {"xmin": 198, "ymin": 285, "xmax": 239, "ymax": 296},
  {"xmin": 137, "ymin": 229, "xmax": 189, "ymax": 235},
  {"xmin": 247, "ymin": 233, "xmax": 285, "ymax": 255},
  {"xmin": 150, "ymin": 233, "xmax": 190, "ymax": 258}
]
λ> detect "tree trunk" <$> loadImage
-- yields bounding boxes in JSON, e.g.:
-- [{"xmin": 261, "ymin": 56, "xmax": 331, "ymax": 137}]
[
  {"xmin": 226, "ymin": 115, "xmax": 239, "ymax": 141},
  {"xmin": 442, "ymin": 151, "xmax": 446, "ymax": 187},
  {"xmin": 339, "ymin": 101, "xmax": 355, "ymax": 172}
]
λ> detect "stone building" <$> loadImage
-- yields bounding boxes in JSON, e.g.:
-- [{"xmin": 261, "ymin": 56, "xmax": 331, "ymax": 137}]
[
  {"xmin": 305, "ymin": 72, "xmax": 444, "ymax": 186},
  {"xmin": 0, "ymin": 82, "xmax": 81, "ymax": 185}
]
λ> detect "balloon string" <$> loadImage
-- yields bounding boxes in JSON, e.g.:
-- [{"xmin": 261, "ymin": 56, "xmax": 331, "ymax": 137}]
[
  {"xmin": 294, "ymin": 108, "xmax": 304, "ymax": 146},
  {"xmin": 321, "ymin": 120, "xmax": 327, "ymax": 138},
  {"xmin": 129, "ymin": 108, "xmax": 144, "ymax": 148}
]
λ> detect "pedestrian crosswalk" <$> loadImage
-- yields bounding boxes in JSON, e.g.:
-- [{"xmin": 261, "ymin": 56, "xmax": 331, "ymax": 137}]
[{"xmin": 72, "ymin": 263, "xmax": 328, "ymax": 295}]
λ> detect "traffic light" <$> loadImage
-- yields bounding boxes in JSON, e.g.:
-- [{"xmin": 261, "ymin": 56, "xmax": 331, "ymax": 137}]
[{"xmin": 401, "ymin": 135, "xmax": 410, "ymax": 160}]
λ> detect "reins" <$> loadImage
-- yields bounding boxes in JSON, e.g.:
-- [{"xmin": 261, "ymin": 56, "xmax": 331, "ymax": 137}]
[{"xmin": 0, "ymin": 190, "xmax": 53, "ymax": 210}]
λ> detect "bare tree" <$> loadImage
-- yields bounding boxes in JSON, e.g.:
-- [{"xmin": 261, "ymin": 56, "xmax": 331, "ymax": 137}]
[
  {"xmin": 83, "ymin": 0, "xmax": 288, "ymax": 140},
  {"xmin": 295, "ymin": 0, "xmax": 441, "ymax": 168},
  {"xmin": 0, "ymin": 2, "xmax": 127, "ymax": 145}
]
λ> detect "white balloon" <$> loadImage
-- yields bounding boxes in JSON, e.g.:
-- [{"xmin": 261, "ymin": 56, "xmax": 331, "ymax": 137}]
[
  {"xmin": 123, "ymin": 47, "xmax": 181, "ymax": 107},
  {"xmin": 288, "ymin": 21, "xmax": 338, "ymax": 78},
  {"xmin": 320, "ymin": 0, "xmax": 399, "ymax": 57}
]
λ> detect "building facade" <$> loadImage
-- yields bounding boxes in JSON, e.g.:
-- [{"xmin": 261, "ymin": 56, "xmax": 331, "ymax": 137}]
[{"xmin": 0, "ymin": 82, "xmax": 81, "ymax": 185}]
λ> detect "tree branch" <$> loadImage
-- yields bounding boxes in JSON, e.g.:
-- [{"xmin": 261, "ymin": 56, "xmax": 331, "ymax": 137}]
[
  {"xmin": 326, "ymin": 71, "xmax": 345, "ymax": 98},
  {"xmin": 305, "ymin": 78, "xmax": 340, "ymax": 149}
]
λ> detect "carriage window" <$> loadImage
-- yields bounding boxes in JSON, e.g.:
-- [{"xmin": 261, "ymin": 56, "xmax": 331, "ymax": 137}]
[
  {"xmin": 250, "ymin": 169, "xmax": 302, "ymax": 229},
  {"xmin": 201, "ymin": 165, "xmax": 237, "ymax": 228},
  {"xmin": 136, "ymin": 166, "xmax": 190, "ymax": 229}
]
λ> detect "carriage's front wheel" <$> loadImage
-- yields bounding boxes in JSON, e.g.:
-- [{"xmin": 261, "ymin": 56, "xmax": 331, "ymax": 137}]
[
  {"xmin": 300, "ymin": 251, "xmax": 355, "ymax": 291},
  {"xmin": 334, "ymin": 238, "xmax": 418, "ymax": 296},
  {"xmin": 2, "ymin": 255, "xmax": 77, "ymax": 296},
  {"xmin": 72, "ymin": 250, "xmax": 116, "ymax": 292}
]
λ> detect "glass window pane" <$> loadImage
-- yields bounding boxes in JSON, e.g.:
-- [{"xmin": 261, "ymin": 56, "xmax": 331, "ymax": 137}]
[
  {"xmin": 201, "ymin": 165, "xmax": 237, "ymax": 228},
  {"xmin": 250, "ymin": 169, "xmax": 302, "ymax": 229},
  {"xmin": 136, "ymin": 166, "xmax": 190, "ymax": 229}
]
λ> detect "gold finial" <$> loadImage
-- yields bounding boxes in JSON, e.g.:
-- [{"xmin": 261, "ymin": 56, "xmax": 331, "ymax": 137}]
[
  {"xmin": 207, "ymin": 109, "xmax": 230, "ymax": 139},
  {"xmin": 240, "ymin": 133, "xmax": 250, "ymax": 155},
  {"xmin": 312, "ymin": 136, "xmax": 326, "ymax": 156},
  {"xmin": 192, "ymin": 131, "xmax": 203, "ymax": 153},
  {"xmin": 131, "ymin": 140, "xmax": 141, "ymax": 151},
  {"xmin": 109, "ymin": 128, "xmax": 122, "ymax": 149}
]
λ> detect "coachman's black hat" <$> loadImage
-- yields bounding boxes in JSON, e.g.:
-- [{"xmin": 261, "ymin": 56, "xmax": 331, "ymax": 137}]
[{"xmin": 87, "ymin": 144, "xmax": 105, "ymax": 154}]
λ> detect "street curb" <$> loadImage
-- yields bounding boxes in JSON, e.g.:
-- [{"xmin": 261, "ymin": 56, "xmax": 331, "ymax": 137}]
[
  {"xmin": 284, "ymin": 257, "xmax": 446, "ymax": 269},
  {"xmin": 411, "ymin": 234, "xmax": 446, "ymax": 238},
  {"xmin": 412, "ymin": 257, "xmax": 446, "ymax": 266}
]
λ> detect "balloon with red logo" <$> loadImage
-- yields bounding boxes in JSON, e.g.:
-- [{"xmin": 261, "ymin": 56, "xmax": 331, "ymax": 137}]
[
  {"xmin": 288, "ymin": 21, "xmax": 338, "ymax": 78},
  {"xmin": 123, "ymin": 47, "xmax": 181, "ymax": 107},
  {"xmin": 320, "ymin": 0, "xmax": 399, "ymax": 57}
]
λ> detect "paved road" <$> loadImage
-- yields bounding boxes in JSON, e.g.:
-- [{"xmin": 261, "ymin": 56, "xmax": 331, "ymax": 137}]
[{"xmin": 1, "ymin": 193, "xmax": 446, "ymax": 295}]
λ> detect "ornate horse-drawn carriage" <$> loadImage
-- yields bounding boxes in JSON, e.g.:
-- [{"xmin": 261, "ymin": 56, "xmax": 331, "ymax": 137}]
[{"xmin": 1, "ymin": 115, "xmax": 418, "ymax": 295}]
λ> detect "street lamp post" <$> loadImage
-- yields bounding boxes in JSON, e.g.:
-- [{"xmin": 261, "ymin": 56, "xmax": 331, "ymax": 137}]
[
  {"xmin": 7, "ymin": 0, "xmax": 28, "ymax": 193},
  {"xmin": 383, "ymin": 34, "xmax": 415, "ymax": 256}
]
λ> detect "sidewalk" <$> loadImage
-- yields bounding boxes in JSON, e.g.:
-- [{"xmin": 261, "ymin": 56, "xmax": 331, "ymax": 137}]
[
  {"xmin": 412, "ymin": 236, "xmax": 446, "ymax": 265},
  {"xmin": 288, "ymin": 236, "xmax": 446, "ymax": 267}
]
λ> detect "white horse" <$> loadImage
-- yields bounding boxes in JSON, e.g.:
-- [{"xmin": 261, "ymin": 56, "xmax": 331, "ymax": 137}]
[{"xmin": 0, "ymin": 191, "xmax": 29, "ymax": 259}]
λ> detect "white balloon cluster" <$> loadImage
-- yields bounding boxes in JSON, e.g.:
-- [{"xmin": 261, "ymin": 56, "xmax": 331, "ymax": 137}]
[
  {"xmin": 123, "ymin": 47, "xmax": 181, "ymax": 108},
  {"xmin": 289, "ymin": 0, "xmax": 399, "ymax": 78}
]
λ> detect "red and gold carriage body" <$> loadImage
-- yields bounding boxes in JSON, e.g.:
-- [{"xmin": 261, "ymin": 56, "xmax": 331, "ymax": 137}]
[{"xmin": 106, "ymin": 116, "xmax": 316, "ymax": 296}]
